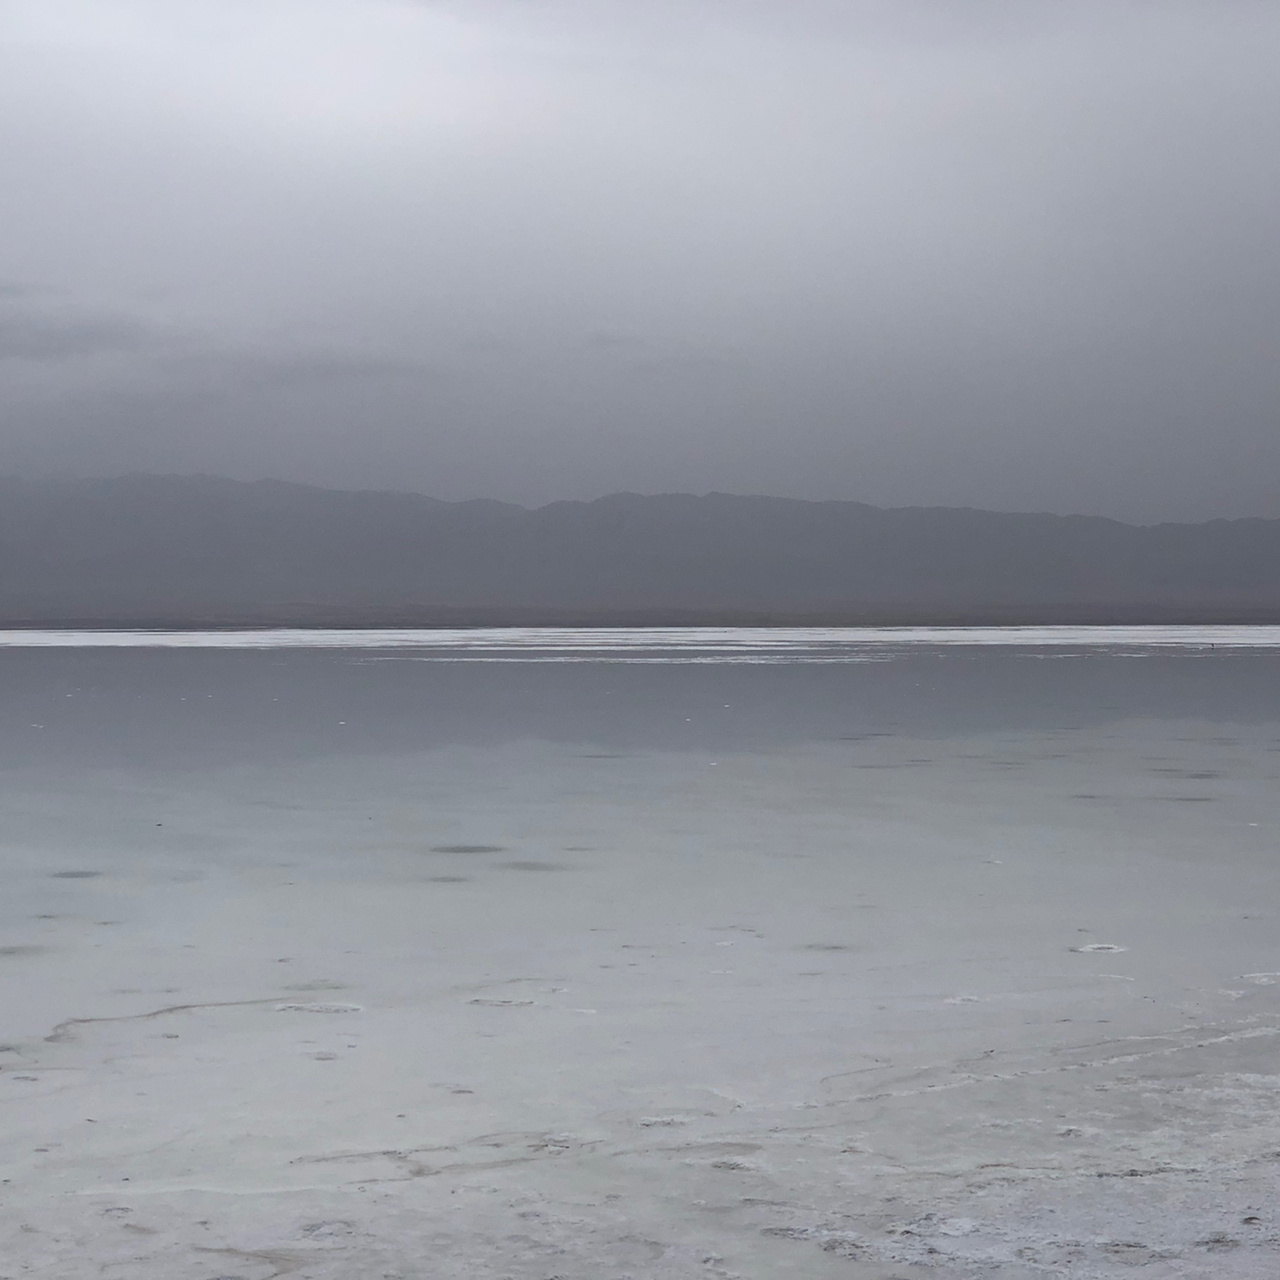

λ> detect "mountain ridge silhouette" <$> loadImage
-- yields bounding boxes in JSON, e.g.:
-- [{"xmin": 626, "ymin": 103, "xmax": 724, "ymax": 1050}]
[{"xmin": 2, "ymin": 474, "xmax": 1277, "ymax": 625}]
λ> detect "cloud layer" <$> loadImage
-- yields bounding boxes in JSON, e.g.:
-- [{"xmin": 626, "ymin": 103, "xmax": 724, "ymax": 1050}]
[{"xmin": 1, "ymin": 0, "xmax": 1276, "ymax": 520}]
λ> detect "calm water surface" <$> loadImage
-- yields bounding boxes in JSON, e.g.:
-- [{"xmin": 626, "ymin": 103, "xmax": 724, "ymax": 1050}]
[
  {"xmin": 0, "ymin": 627, "xmax": 1276, "ymax": 770},
  {"xmin": 3, "ymin": 628, "xmax": 1280, "ymax": 1277}
]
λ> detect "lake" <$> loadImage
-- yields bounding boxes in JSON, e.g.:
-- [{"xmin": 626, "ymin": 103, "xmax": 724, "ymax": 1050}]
[{"xmin": 3, "ymin": 629, "xmax": 1279, "ymax": 1277}]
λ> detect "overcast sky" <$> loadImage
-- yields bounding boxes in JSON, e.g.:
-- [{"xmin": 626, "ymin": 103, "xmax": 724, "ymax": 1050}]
[{"xmin": 1, "ymin": 1, "xmax": 1277, "ymax": 521}]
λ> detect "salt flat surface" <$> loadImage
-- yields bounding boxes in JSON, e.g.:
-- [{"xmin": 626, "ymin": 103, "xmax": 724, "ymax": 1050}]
[
  {"xmin": 0, "ymin": 624, "xmax": 1278, "ymax": 657},
  {"xmin": 2, "ymin": 645, "xmax": 1280, "ymax": 1278}
]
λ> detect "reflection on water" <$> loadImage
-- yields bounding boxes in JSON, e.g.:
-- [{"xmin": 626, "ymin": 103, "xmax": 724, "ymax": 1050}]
[{"xmin": 0, "ymin": 641, "xmax": 1276, "ymax": 769}]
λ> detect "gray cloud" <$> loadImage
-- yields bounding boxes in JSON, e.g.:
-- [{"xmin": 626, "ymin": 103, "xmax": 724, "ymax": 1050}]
[
  {"xmin": 155, "ymin": 348, "xmax": 424, "ymax": 395},
  {"xmin": 0, "ymin": 305, "xmax": 150, "ymax": 361},
  {"xmin": 0, "ymin": 0, "xmax": 1277, "ymax": 521}
]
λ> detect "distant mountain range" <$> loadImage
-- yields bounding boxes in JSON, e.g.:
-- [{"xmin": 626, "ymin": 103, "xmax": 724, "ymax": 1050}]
[{"xmin": 1, "ymin": 474, "xmax": 1278, "ymax": 625}]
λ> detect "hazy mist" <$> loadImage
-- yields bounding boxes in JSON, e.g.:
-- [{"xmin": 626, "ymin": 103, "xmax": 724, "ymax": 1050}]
[{"xmin": 2, "ymin": 0, "xmax": 1277, "ymax": 521}]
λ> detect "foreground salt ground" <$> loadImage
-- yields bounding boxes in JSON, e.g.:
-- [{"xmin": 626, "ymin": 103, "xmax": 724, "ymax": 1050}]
[{"xmin": 3, "ymin": 677, "xmax": 1280, "ymax": 1276}]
